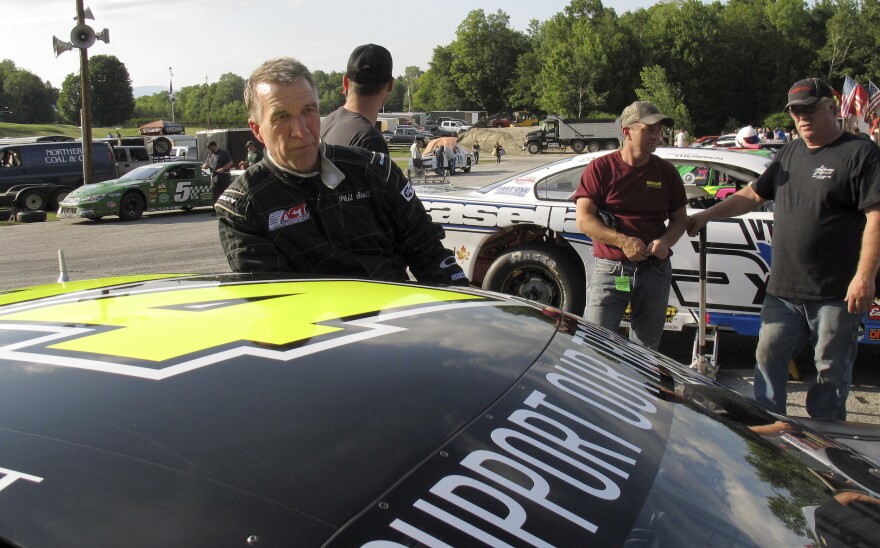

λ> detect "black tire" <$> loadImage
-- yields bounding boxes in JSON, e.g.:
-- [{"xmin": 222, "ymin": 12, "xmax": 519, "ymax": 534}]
[
  {"xmin": 51, "ymin": 188, "xmax": 72, "ymax": 210},
  {"xmin": 0, "ymin": 208, "xmax": 14, "ymax": 221},
  {"xmin": 16, "ymin": 210, "xmax": 47, "ymax": 223},
  {"xmin": 119, "ymin": 190, "xmax": 145, "ymax": 221},
  {"xmin": 17, "ymin": 188, "xmax": 47, "ymax": 211},
  {"xmin": 417, "ymin": 139, "xmax": 426, "ymax": 148},
  {"xmin": 482, "ymin": 244, "xmax": 586, "ymax": 313},
  {"xmin": 463, "ymin": 159, "xmax": 472, "ymax": 173},
  {"xmin": 603, "ymin": 140, "xmax": 618, "ymax": 150},
  {"xmin": 527, "ymin": 142, "xmax": 541, "ymax": 155},
  {"xmin": 587, "ymin": 141, "xmax": 601, "ymax": 152},
  {"xmin": 570, "ymin": 140, "xmax": 586, "ymax": 154}
]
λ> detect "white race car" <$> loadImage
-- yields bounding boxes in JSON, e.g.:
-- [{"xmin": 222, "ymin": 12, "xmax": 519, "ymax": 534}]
[{"xmin": 421, "ymin": 147, "xmax": 879, "ymax": 345}]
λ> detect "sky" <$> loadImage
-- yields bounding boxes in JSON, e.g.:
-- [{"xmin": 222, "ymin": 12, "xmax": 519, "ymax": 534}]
[{"xmin": 3, "ymin": 0, "xmax": 658, "ymax": 93}]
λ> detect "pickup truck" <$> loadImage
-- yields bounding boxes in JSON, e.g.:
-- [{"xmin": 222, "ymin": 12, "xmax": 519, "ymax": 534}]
[
  {"xmin": 385, "ymin": 126, "xmax": 434, "ymax": 147},
  {"xmin": 440, "ymin": 120, "xmax": 472, "ymax": 133}
]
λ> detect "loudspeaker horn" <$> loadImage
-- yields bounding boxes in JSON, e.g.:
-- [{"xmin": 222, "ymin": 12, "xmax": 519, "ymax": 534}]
[
  {"xmin": 70, "ymin": 24, "xmax": 96, "ymax": 49},
  {"xmin": 74, "ymin": 6, "xmax": 95, "ymax": 20},
  {"xmin": 52, "ymin": 36, "xmax": 74, "ymax": 58},
  {"xmin": 95, "ymin": 28, "xmax": 109, "ymax": 44}
]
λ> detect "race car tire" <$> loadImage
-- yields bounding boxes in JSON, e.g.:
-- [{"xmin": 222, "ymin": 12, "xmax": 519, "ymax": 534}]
[
  {"xmin": 51, "ymin": 188, "xmax": 72, "ymax": 210},
  {"xmin": 603, "ymin": 140, "xmax": 618, "ymax": 150},
  {"xmin": 483, "ymin": 244, "xmax": 586, "ymax": 314},
  {"xmin": 463, "ymin": 159, "xmax": 472, "ymax": 173},
  {"xmin": 119, "ymin": 191, "xmax": 145, "ymax": 221},
  {"xmin": 570, "ymin": 140, "xmax": 586, "ymax": 154},
  {"xmin": 16, "ymin": 210, "xmax": 47, "ymax": 223},
  {"xmin": 587, "ymin": 141, "xmax": 601, "ymax": 153},
  {"xmin": 527, "ymin": 142, "xmax": 541, "ymax": 155},
  {"xmin": 17, "ymin": 188, "xmax": 47, "ymax": 211}
]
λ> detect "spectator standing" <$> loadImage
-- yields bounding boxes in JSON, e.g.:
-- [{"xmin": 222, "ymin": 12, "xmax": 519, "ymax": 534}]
[
  {"xmin": 674, "ymin": 129, "xmax": 687, "ymax": 147},
  {"xmin": 410, "ymin": 140, "xmax": 422, "ymax": 169},
  {"xmin": 320, "ymin": 44, "xmax": 393, "ymax": 155},
  {"xmin": 492, "ymin": 141, "xmax": 503, "ymax": 164},
  {"xmin": 434, "ymin": 145, "xmax": 445, "ymax": 176},
  {"xmin": 445, "ymin": 144, "xmax": 456, "ymax": 175},
  {"xmin": 573, "ymin": 101, "xmax": 688, "ymax": 350},
  {"xmin": 202, "ymin": 141, "xmax": 233, "ymax": 207},
  {"xmin": 687, "ymin": 78, "xmax": 880, "ymax": 420},
  {"xmin": 215, "ymin": 57, "xmax": 467, "ymax": 286},
  {"xmin": 472, "ymin": 140, "xmax": 481, "ymax": 164},
  {"xmin": 245, "ymin": 140, "xmax": 263, "ymax": 166}
]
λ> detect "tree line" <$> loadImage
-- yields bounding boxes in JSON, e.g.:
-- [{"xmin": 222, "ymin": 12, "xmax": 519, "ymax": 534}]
[{"xmin": 3, "ymin": 0, "xmax": 880, "ymax": 135}]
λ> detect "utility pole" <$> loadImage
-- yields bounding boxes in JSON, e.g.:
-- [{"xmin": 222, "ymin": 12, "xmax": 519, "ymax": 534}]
[
  {"xmin": 169, "ymin": 67, "xmax": 175, "ymax": 122},
  {"xmin": 52, "ymin": 1, "xmax": 109, "ymax": 184}
]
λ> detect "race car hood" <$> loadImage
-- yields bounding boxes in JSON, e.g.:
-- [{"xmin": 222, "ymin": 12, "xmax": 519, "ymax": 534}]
[
  {"xmin": 0, "ymin": 275, "xmax": 878, "ymax": 546},
  {"xmin": 0, "ymin": 275, "xmax": 558, "ymax": 545}
]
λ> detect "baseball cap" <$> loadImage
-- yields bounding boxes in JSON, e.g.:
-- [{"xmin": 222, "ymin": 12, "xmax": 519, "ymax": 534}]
[
  {"xmin": 245, "ymin": 140, "xmax": 257, "ymax": 147},
  {"xmin": 346, "ymin": 44, "xmax": 393, "ymax": 85},
  {"xmin": 785, "ymin": 78, "xmax": 833, "ymax": 110},
  {"xmin": 620, "ymin": 101, "xmax": 674, "ymax": 128}
]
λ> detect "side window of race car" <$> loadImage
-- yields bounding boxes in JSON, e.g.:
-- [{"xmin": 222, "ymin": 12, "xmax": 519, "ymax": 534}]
[{"xmin": 535, "ymin": 167, "xmax": 583, "ymax": 201}]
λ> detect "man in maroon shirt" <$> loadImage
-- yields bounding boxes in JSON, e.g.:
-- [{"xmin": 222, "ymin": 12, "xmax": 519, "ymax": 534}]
[{"xmin": 573, "ymin": 101, "xmax": 688, "ymax": 349}]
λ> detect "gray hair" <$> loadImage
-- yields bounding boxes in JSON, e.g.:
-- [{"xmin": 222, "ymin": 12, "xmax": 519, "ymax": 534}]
[{"xmin": 244, "ymin": 57, "xmax": 316, "ymax": 122}]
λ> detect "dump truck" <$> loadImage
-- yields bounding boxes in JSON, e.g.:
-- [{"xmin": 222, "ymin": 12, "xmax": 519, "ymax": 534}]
[{"xmin": 523, "ymin": 115, "xmax": 623, "ymax": 154}]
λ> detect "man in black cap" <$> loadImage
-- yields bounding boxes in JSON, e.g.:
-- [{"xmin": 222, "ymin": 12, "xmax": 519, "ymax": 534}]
[
  {"xmin": 688, "ymin": 77, "xmax": 880, "ymax": 420},
  {"xmin": 573, "ymin": 101, "xmax": 688, "ymax": 350},
  {"xmin": 321, "ymin": 44, "xmax": 393, "ymax": 155},
  {"xmin": 245, "ymin": 140, "xmax": 263, "ymax": 167},
  {"xmin": 202, "ymin": 140, "xmax": 233, "ymax": 206}
]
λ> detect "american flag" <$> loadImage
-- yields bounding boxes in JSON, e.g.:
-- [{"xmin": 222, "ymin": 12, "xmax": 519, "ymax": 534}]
[
  {"xmin": 864, "ymin": 80, "xmax": 880, "ymax": 123},
  {"xmin": 840, "ymin": 76, "xmax": 868, "ymax": 119}
]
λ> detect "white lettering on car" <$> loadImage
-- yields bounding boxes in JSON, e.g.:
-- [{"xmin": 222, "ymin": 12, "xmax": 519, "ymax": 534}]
[
  {"xmin": 0, "ymin": 465, "xmax": 43, "ymax": 495},
  {"xmin": 365, "ymin": 316, "xmax": 658, "ymax": 545},
  {"xmin": 422, "ymin": 201, "xmax": 579, "ymax": 234}
]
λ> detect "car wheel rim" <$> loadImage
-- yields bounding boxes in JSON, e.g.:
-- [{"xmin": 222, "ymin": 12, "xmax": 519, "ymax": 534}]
[{"xmin": 502, "ymin": 267, "xmax": 560, "ymax": 306}]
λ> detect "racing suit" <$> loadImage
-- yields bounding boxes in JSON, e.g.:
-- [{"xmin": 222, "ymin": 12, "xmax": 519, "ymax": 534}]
[{"xmin": 216, "ymin": 143, "xmax": 468, "ymax": 286}]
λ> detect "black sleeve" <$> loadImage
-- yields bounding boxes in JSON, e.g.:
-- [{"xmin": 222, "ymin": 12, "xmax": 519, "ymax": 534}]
[
  {"xmin": 216, "ymin": 184, "xmax": 289, "ymax": 273},
  {"xmin": 381, "ymin": 161, "xmax": 469, "ymax": 285}
]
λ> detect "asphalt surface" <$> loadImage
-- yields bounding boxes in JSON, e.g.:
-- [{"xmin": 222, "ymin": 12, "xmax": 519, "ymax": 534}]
[{"xmin": 2, "ymin": 150, "xmax": 877, "ymax": 424}]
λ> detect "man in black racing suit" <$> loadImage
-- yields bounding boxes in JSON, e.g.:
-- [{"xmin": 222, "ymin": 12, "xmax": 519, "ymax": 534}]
[{"xmin": 216, "ymin": 56, "xmax": 467, "ymax": 286}]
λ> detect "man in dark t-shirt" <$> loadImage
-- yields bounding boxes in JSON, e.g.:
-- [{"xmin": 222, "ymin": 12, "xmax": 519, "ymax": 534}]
[
  {"xmin": 573, "ymin": 101, "xmax": 688, "ymax": 350},
  {"xmin": 320, "ymin": 44, "xmax": 392, "ymax": 156},
  {"xmin": 688, "ymin": 78, "xmax": 880, "ymax": 420}
]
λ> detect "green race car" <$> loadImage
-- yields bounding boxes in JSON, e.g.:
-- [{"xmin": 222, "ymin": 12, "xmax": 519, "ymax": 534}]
[{"xmin": 57, "ymin": 162, "xmax": 214, "ymax": 221}]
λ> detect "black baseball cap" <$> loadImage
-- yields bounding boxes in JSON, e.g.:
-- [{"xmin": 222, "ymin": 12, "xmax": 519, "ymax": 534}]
[
  {"xmin": 785, "ymin": 78, "xmax": 834, "ymax": 110},
  {"xmin": 346, "ymin": 44, "xmax": 393, "ymax": 85}
]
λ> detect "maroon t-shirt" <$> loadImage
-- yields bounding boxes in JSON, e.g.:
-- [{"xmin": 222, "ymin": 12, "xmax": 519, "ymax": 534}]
[{"xmin": 573, "ymin": 151, "xmax": 687, "ymax": 261}]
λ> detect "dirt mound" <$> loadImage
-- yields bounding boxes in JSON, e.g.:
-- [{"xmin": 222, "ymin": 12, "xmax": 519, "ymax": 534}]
[{"xmin": 456, "ymin": 127, "xmax": 534, "ymax": 156}]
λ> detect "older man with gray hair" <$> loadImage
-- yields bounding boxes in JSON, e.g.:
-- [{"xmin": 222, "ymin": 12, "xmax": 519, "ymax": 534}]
[
  {"xmin": 688, "ymin": 78, "xmax": 880, "ymax": 419},
  {"xmin": 215, "ymin": 57, "xmax": 467, "ymax": 286}
]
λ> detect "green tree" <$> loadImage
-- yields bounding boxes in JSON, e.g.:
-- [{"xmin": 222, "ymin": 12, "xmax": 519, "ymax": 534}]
[
  {"xmin": 0, "ymin": 59, "xmax": 58, "ymax": 123},
  {"xmin": 88, "ymin": 55, "xmax": 134, "ymax": 126},
  {"xmin": 413, "ymin": 45, "xmax": 467, "ymax": 111},
  {"xmin": 635, "ymin": 65, "xmax": 693, "ymax": 134},
  {"xmin": 448, "ymin": 9, "xmax": 529, "ymax": 112},
  {"xmin": 312, "ymin": 70, "xmax": 344, "ymax": 115},
  {"xmin": 402, "ymin": 66, "xmax": 423, "ymax": 112},
  {"xmin": 57, "ymin": 55, "xmax": 134, "ymax": 126}
]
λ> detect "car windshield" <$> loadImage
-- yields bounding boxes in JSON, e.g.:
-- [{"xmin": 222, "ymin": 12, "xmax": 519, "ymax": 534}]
[
  {"xmin": 477, "ymin": 156, "xmax": 578, "ymax": 194},
  {"xmin": 121, "ymin": 164, "xmax": 166, "ymax": 181}
]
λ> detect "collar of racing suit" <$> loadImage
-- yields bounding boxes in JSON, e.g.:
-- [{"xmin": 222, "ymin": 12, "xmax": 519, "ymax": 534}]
[{"xmin": 264, "ymin": 142, "xmax": 347, "ymax": 190}]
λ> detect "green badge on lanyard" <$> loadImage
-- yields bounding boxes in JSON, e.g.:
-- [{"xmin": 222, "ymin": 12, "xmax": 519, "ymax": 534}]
[{"xmin": 615, "ymin": 276, "xmax": 631, "ymax": 292}]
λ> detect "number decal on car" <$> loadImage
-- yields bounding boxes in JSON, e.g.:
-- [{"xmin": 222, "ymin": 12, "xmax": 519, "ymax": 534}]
[{"xmin": 174, "ymin": 181, "xmax": 191, "ymax": 202}]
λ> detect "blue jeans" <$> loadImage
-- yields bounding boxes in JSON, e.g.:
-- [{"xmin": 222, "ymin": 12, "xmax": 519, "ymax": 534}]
[
  {"xmin": 586, "ymin": 257, "xmax": 672, "ymax": 350},
  {"xmin": 754, "ymin": 294, "xmax": 861, "ymax": 420}
]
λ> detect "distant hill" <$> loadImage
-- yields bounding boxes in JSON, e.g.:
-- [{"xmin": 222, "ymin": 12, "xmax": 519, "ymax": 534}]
[{"xmin": 133, "ymin": 86, "xmax": 166, "ymax": 98}]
